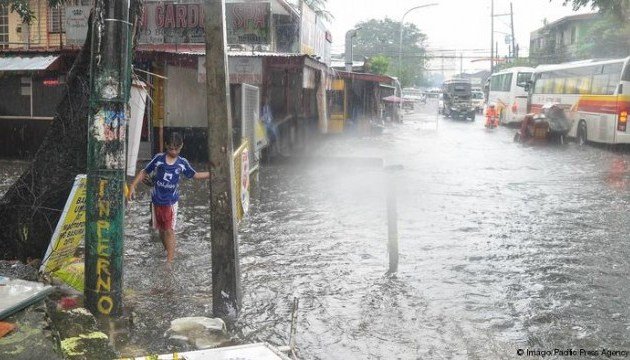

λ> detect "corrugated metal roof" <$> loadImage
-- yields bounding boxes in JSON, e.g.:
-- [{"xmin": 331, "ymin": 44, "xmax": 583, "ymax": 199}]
[{"xmin": 0, "ymin": 55, "xmax": 60, "ymax": 71}]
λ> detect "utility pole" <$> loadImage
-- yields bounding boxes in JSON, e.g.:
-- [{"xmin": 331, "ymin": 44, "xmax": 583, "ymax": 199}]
[
  {"xmin": 204, "ymin": 0, "xmax": 241, "ymax": 319},
  {"xmin": 510, "ymin": 3, "xmax": 516, "ymax": 60},
  {"xmin": 490, "ymin": 0, "xmax": 494, "ymax": 74},
  {"xmin": 85, "ymin": 0, "xmax": 132, "ymax": 318},
  {"xmin": 460, "ymin": 53, "xmax": 463, "ymax": 76}
]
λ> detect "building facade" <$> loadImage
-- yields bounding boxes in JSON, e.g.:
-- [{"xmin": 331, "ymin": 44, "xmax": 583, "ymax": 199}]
[
  {"xmin": 0, "ymin": 0, "xmax": 336, "ymax": 160},
  {"xmin": 529, "ymin": 13, "xmax": 598, "ymax": 65}
]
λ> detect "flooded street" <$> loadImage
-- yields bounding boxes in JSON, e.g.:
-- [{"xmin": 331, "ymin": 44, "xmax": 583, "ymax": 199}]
[
  {"xmin": 121, "ymin": 99, "xmax": 630, "ymax": 359},
  {"xmin": 3, "ymin": 100, "xmax": 630, "ymax": 359}
]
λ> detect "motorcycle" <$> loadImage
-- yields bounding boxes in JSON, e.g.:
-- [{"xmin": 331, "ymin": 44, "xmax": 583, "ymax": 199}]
[
  {"xmin": 514, "ymin": 103, "xmax": 571, "ymax": 144},
  {"xmin": 484, "ymin": 104, "xmax": 499, "ymax": 129}
]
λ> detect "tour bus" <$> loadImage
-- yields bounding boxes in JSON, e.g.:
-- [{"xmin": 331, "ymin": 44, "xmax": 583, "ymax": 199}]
[
  {"xmin": 487, "ymin": 66, "xmax": 534, "ymax": 125},
  {"xmin": 528, "ymin": 57, "xmax": 630, "ymax": 145}
]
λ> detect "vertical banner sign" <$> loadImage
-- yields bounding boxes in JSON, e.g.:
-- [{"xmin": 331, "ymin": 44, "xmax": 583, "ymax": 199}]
[
  {"xmin": 85, "ymin": 0, "xmax": 131, "ymax": 318},
  {"xmin": 41, "ymin": 175, "xmax": 87, "ymax": 274},
  {"xmin": 240, "ymin": 148, "xmax": 250, "ymax": 214},
  {"xmin": 65, "ymin": 6, "xmax": 91, "ymax": 46}
]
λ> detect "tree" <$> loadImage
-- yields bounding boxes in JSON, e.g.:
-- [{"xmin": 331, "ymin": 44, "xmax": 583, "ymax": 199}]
[
  {"xmin": 352, "ymin": 18, "xmax": 428, "ymax": 87},
  {"xmin": 367, "ymin": 55, "xmax": 390, "ymax": 75},
  {"xmin": 0, "ymin": 0, "xmax": 143, "ymax": 261},
  {"xmin": 304, "ymin": 0, "xmax": 332, "ymax": 21},
  {"xmin": 0, "ymin": 0, "xmax": 69, "ymax": 24},
  {"xmin": 575, "ymin": 14, "xmax": 630, "ymax": 58},
  {"xmin": 561, "ymin": 0, "xmax": 630, "ymax": 22}
]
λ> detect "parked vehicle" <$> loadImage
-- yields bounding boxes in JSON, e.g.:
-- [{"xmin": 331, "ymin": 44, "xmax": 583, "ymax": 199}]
[
  {"xmin": 441, "ymin": 79, "xmax": 476, "ymax": 120},
  {"xmin": 514, "ymin": 104, "xmax": 571, "ymax": 144},
  {"xmin": 472, "ymin": 90, "xmax": 485, "ymax": 113},
  {"xmin": 527, "ymin": 56, "xmax": 630, "ymax": 145},
  {"xmin": 488, "ymin": 66, "xmax": 534, "ymax": 125}
]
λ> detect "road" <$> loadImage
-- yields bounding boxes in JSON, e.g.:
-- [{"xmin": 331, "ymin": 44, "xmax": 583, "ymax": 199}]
[{"xmin": 4, "ymin": 99, "xmax": 627, "ymax": 359}]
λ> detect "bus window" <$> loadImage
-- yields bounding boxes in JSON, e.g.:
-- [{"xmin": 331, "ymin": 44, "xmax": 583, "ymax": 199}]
[
  {"xmin": 565, "ymin": 77, "xmax": 578, "ymax": 94},
  {"xmin": 502, "ymin": 73, "xmax": 513, "ymax": 91},
  {"xmin": 490, "ymin": 75, "xmax": 501, "ymax": 91},
  {"xmin": 516, "ymin": 72, "xmax": 532, "ymax": 87},
  {"xmin": 543, "ymin": 78, "xmax": 555, "ymax": 94},
  {"xmin": 534, "ymin": 77, "xmax": 546, "ymax": 94},
  {"xmin": 592, "ymin": 73, "xmax": 609, "ymax": 95},
  {"xmin": 622, "ymin": 61, "xmax": 630, "ymax": 81},
  {"xmin": 553, "ymin": 78, "xmax": 565, "ymax": 94},
  {"xmin": 577, "ymin": 76, "xmax": 591, "ymax": 94}
]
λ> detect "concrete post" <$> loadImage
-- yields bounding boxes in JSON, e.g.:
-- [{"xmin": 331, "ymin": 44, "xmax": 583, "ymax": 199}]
[{"xmin": 204, "ymin": 0, "xmax": 241, "ymax": 318}]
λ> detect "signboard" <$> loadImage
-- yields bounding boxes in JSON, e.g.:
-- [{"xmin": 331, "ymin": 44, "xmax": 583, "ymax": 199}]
[
  {"xmin": 41, "ymin": 175, "xmax": 87, "ymax": 275},
  {"xmin": 229, "ymin": 57, "xmax": 263, "ymax": 84},
  {"xmin": 198, "ymin": 56, "xmax": 263, "ymax": 84},
  {"xmin": 241, "ymin": 148, "xmax": 250, "ymax": 214},
  {"xmin": 138, "ymin": 2, "xmax": 206, "ymax": 44},
  {"xmin": 65, "ymin": 6, "xmax": 91, "ymax": 46},
  {"xmin": 139, "ymin": 2, "xmax": 270, "ymax": 45},
  {"xmin": 226, "ymin": 2, "xmax": 271, "ymax": 45}
]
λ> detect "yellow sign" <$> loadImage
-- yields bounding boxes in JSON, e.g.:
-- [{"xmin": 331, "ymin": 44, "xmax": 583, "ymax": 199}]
[
  {"xmin": 41, "ymin": 175, "xmax": 87, "ymax": 280},
  {"xmin": 233, "ymin": 140, "xmax": 249, "ymax": 223}
]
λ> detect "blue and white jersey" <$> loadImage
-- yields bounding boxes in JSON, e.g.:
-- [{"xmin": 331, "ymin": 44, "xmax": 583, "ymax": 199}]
[{"xmin": 144, "ymin": 153, "xmax": 197, "ymax": 205}]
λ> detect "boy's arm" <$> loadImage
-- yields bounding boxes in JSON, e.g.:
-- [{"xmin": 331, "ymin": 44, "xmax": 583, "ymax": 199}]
[
  {"xmin": 193, "ymin": 171, "xmax": 210, "ymax": 180},
  {"xmin": 128, "ymin": 169, "xmax": 147, "ymax": 200}
]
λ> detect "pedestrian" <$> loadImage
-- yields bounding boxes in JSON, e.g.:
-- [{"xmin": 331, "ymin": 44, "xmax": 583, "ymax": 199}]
[
  {"xmin": 128, "ymin": 132, "xmax": 210, "ymax": 263},
  {"xmin": 261, "ymin": 98, "xmax": 278, "ymax": 143}
]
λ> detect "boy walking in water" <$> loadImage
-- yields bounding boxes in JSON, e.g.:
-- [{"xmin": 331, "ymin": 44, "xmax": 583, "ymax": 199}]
[{"xmin": 128, "ymin": 133, "xmax": 209, "ymax": 262}]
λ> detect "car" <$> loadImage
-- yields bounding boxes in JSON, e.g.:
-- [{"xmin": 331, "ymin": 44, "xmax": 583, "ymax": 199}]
[{"xmin": 472, "ymin": 90, "xmax": 485, "ymax": 114}]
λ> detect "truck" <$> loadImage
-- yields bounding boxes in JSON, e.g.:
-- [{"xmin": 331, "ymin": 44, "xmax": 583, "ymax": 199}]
[{"xmin": 440, "ymin": 79, "xmax": 476, "ymax": 120}]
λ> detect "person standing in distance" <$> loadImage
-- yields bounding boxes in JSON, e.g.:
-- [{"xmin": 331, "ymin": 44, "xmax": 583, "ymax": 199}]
[{"xmin": 128, "ymin": 133, "xmax": 210, "ymax": 263}]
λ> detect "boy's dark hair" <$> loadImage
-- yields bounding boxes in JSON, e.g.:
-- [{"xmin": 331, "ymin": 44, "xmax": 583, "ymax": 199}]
[{"xmin": 166, "ymin": 132, "xmax": 184, "ymax": 147}]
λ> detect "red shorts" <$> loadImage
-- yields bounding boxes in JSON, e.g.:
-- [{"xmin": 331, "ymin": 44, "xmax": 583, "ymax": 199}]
[{"xmin": 151, "ymin": 203, "xmax": 178, "ymax": 231}]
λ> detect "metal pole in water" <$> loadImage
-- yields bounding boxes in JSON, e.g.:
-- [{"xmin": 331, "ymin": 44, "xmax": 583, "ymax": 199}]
[{"xmin": 385, "ymin": 165, "xmax": 403, "ymax": 273}]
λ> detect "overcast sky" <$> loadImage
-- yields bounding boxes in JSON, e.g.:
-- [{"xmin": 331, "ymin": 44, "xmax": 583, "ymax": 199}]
[{"xmin": 325, "ymin": 0, "xmax": 595, "ymax": 73}]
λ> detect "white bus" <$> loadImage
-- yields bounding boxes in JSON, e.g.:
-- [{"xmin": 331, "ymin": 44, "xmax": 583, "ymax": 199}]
[
  {"xmin": 487, "ymin": 66, "xmax": 534, "ymax": 125},
  {"xmin": 528, "ymin": 57, "xmax": 630, "ymax": 145}
]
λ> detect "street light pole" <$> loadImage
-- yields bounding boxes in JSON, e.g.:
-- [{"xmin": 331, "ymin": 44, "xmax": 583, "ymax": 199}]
[{"xmin": 398, "ymin": 3, "xmax": 438, "ymax": 82}]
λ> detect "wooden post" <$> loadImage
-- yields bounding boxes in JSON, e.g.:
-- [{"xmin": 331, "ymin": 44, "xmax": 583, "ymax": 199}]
[{"xmin": 204, "ymin": 0, "xmax": 241, "ymax": 318}]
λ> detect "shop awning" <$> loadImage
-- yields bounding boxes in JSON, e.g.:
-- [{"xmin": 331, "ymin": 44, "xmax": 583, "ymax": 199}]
[{"xmin": 0, "ymin": 55, "xmax": 60, "ymax": 71}]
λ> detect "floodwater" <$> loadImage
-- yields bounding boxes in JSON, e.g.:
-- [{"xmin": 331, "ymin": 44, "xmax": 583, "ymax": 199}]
[{"xmin": 3, "ymin": 100, "xmax": 630, "ymax": 359}]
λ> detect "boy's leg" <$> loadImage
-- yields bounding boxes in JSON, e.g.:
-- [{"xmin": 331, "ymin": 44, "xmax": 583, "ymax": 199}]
[
  {"xmin": 154, "ymin": 203, "xmax": 177, "ymax": 262},
  {"xmin": 164, "ymin": 229, "xmax": 176, "ymax": 262},
  {"xmin": 159, "ymin": 230, "xmax": 166, "ymax": 250}
]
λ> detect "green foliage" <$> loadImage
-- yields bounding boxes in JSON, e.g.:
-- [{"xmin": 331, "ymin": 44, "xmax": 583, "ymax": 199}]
[
  {"xmin": 494, "ymin": 58, "xmax": 536, "ymax": 72},
  {"xmin": 560, "ymin": 0, "xmax": 630, "ymax": 22},
  {"xmin": 367, "ymin": 55, "xmax": 389, "ymax": 75},
  {"xmin": 304, "ymin": 0, "xmax": 332, "ymax": 21},
  {"xmin": 0, "ymin": 0, "xmax": 74, "ymax": 24},
  {"xmin": 352, "ymin": 18, "xmax": 428, "ymax": 87},
  {"xmin": 575, "ymin": 14, "xmax": 630, "ymax": 57}
]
